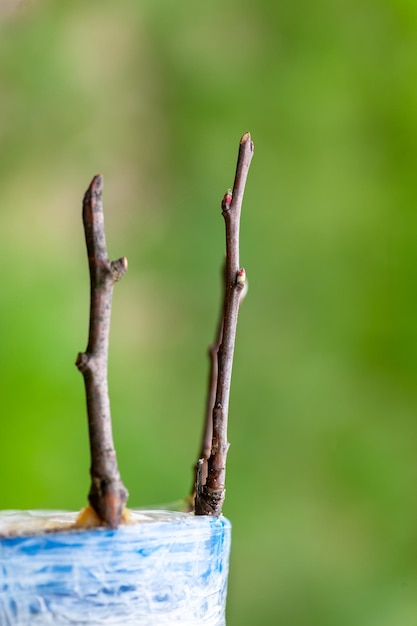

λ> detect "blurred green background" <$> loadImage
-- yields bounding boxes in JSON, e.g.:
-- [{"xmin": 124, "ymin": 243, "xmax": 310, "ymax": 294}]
[{"xmin": 1, "ymin": 0, "xmax": 417, "ymax": 623}]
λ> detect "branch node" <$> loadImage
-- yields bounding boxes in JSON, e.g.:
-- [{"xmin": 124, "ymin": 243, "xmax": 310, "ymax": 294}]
[
  {"xmin": 236, "ymin": 268, "xmax": 246, "ymax": 288},
  {"xmin": 221, "ymin": 189, "xmax": 233, "ymax": 214},
  {"xmin": 195, "ymin": 458, "xmax": 204, "ymax": 500},
  {"xmin": 111, "ymin": 256, "xmax": 128, "ymax": 282},
  {"xmin": 75, "ymin": 352, "xmax": 89, "ymax": 372}
]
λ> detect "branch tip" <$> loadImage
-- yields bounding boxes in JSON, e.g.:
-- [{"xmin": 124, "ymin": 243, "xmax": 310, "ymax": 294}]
[
  {"xmin": 240, "ymin": 131, "xmax": 251, "ymax": 144},
  {"xmin": 84, "ymin": 174, "xmax": 103, "ymax": 201},
  {"xmin": 240, "ymin": 132, "xmax": 254, "ymax": 155}
]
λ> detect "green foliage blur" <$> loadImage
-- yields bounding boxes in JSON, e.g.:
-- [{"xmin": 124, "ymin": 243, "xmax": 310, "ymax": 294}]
[{"xmin": 1, "ymin": 0, "xmax": 417, "ymax": 623}]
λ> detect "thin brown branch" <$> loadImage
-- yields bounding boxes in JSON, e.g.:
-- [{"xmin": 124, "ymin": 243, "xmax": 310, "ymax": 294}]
[
  {"xmin": 191, "ymin": 264, "xmax": 248, "ymax": 504},
  {"xmin": 75, "ymin": 174, "xmax": 128, "ymax": 528},
  {"xmin": 199, "ymin": 317, "xmax": 223, "ymax": 476},
  {"xmin": 190, "ymin": 282, "xmax": 223, "ymax": 502},
  {"xmin": 195, "ymin": 132, "xmax": 254, "ymax": 516}
]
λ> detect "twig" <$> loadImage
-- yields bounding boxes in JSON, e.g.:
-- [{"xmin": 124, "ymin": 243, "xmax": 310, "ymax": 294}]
[
  {"xmin": 76, "ymin": 174, "xmax": 129, "ymax": 528},
  {"xmin": 199, "ymin": 311, "xmax": 223, "ymax": 483},
  {"xmin": 191, "ymin": 264, "xmax": 248, "ymax": 502},
  {"xmin": 189, "ymin": 276, "xmax": 223, "ymax": 503},
  {"xmin": 195, "ymin": 132, "xmax": 254, "ymax": 516}
]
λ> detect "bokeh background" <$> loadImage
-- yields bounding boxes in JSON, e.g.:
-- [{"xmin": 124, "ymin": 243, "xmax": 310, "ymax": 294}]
[{"xmin": 1, "ymin": 0, "xmax": 417, "ymax": 623}]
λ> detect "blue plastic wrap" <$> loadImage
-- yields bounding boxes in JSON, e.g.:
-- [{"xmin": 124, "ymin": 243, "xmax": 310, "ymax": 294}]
[{"xmin": 0, "ymin": 510, "xmax": 231, "ymax": 625}]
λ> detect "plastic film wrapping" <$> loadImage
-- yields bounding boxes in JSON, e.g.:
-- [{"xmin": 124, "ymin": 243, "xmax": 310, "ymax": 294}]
[{"xmin": 0, "ymin": 510, "xmax": 231, "ymax": 625}]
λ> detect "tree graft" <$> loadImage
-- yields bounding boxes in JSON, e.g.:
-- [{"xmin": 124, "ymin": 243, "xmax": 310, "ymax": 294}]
[
  {"xmin": 195, "ymin": 132, "xmax": 254, "ymax": 516},
  {"xmin": 76, "ymin": 174, "xmax": 128, "ymax": 528}
]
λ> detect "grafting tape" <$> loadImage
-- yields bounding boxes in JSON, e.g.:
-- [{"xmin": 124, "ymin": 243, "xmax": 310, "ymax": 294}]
[{"xmin": 0, "ymin": 510, "xmax": 231, "ymax": 626}]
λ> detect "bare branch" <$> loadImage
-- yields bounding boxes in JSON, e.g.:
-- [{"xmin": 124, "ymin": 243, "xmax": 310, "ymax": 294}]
[
  {"xmin": 191, "ymin": 264, "xmax": 248, "ymax": 503},
  {"xmin": 199, "ymin": 316, "xmax": 223, "ymax": 480},
  {"xmin": 75, "ymin": 174, "xmax": 128, "ymax": 528},
  {"xmin": 195, "ymin": 132, "xmax": 254, "ymax": 516},
  {"xmin": 189, "ymin": 275, "xmax": 223, "ymax": 503}
]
